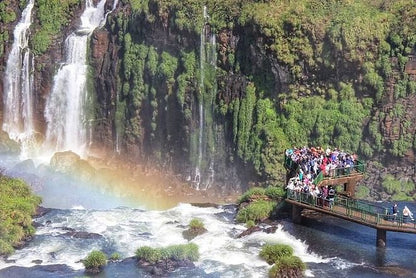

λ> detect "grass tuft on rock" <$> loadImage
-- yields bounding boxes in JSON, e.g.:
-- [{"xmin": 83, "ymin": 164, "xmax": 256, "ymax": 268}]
[
  {"xmin": 136, "ymin": 243, "xmax": 199, "ymax": 263},
  {"xmin": 83, "ymin": 250, "xmax": 107, "ymax": 273},
  {"xmin": 269, "ymin": 255, "xmax": 306, "ymax": 278},
  {"xmin": 236, "ymin": 200, "xmax": 276, "ymax": 223},
  {"xmin": 260, "ymin": 244, "xmax": 294, "ymax": 265},
  {"xmin": 189, "ymin": 218, "xmax": 205, "ymax": 230}
]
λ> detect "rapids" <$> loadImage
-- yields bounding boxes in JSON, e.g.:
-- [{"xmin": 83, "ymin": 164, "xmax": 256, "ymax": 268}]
[{"xmin": 1, "ymin": 154, "xmax": 416, "ymax": 277}]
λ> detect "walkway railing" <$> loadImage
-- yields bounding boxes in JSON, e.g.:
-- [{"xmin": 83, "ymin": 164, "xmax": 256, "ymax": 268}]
[{"xmin": 286, "ymin": 189, "xmax": 416, "ymax": 230}]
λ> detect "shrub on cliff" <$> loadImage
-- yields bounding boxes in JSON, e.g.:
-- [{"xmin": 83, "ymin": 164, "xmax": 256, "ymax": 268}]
[
  {"xmin": 237, "ymin": 187, "xmax": 266, "ymax": 204},
  {"xmin": 236, "ymin": 200, "xmax": 276, "ymax": 223},
  {"xmin": 260, "ymin": 244, "xmax": 294, "ymax": 265},
  {"xmin": 269, "ymin": 255, "xmax": 305, "ymax": 278},
  {"xmin": 83, "ymin": 250, "xmax": 107, "ymax": 273},
  {"xmin": 265, "ymin": 186, "xmax": 285, "ymax": 200},
  {"xmin": 355, "ymin": 185, "xmax": 370, "ymax": 199},
  {"xmin": 0, "ymin": 175, "xmax": 41, "ymax": 256}
]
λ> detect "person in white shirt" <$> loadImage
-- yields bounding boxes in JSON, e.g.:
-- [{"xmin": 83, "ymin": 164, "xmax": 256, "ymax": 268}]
[{"xmin": 403, "ymin": 205, "xmax": 414, "ymax": 221}]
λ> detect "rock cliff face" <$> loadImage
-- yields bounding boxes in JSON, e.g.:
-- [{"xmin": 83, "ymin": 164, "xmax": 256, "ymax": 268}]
[{"xmin": 1, "ymin": 0, "xmax": 416, "ymax": 198}]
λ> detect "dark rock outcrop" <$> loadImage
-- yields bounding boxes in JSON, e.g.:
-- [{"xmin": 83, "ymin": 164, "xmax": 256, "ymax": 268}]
[
  {"xmin": 62, "ymin": 231, "xmax": 102, "ymax": 239},
  {"xmin": 182, "ymin": 226, "xmax": 207, "ymax": 241},
  {"xmin": 237, "ymin": 225, "xmax": 278, "ymax": 238},
  {"xmin": 138, "ymin": 258, "xmax": 195, "ymax": 276}
]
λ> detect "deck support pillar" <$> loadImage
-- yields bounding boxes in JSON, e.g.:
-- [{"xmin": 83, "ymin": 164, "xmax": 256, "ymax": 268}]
[
  {"xmin": 345, "ymin": 180, "xmax": 357, "ymax": 198},
  {"xmin": 292, "ymin": 204, "xmax": 303, "ymax": 224},
  {"xmin": 376, "ymin": 229, "xmax": 386, "ymax": 247}
]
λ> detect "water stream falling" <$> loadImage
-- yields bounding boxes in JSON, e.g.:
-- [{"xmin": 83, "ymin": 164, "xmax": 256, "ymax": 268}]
[
  {"xmin": 2, "ymin": 0, "xmax": 35, "ymax": 159},
  {"xmin": 194, "ymin": 6, "xmax": 216, "ymax": 190},
  {"xmin": 44, "ymin": 0, "xmax": 107, "ymax": 157}
]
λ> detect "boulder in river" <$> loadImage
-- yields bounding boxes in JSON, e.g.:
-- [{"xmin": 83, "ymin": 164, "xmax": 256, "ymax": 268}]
[{"xmin": 50, "ymin": 151, "xmax": 96, "ymax": 180}]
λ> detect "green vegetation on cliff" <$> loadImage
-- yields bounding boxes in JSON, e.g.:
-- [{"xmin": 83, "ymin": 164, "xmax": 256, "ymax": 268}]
[
  {"xmin": 0, "ymin": 0, "xmax": 17, "ymax": 59},
  {"xmin": 0, "ymin": 175, "xmax": 41, "ymax": 256},
  {"xmin": 32, "ymin": 0, "xmax": 80, "ymax": 54},
  {"xmin": 112, "ymin": 0, "xmax": 416, "ymax": 194}
]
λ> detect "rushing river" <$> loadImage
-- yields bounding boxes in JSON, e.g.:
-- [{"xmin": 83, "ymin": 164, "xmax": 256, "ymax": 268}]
[{"xmin": 0, "ymin": 156, "xmax": 415, "ymax": 277}]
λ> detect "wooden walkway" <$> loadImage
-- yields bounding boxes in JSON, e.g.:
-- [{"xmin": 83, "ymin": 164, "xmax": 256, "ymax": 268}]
[{"xmin": 286, "ymin": 190, "xmax": 416, "ymax": 234}]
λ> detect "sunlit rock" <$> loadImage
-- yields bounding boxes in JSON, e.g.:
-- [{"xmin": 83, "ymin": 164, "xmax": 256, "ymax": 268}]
[
  {"xmin": 0, "ymin": 130, "xmax": 20, "ymax": 154},
  {"xmin": 50, "ymin": 151, "xmax": 96, "ymax": 181}
]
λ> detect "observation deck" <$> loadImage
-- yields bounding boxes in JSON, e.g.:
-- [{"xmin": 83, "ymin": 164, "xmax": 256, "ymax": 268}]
[{"xmin": 284, "ymin": 149, "xmax": 415, "ymax": 247}]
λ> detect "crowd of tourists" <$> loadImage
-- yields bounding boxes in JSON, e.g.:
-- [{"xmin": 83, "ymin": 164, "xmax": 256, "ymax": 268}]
[{"xmin": 285, "ymin": 146, "xmax": 358, "ymax": 208}]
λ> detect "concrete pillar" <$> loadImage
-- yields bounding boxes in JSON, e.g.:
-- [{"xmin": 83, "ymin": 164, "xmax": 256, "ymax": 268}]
[
  {"xmin": 376, "ymin": 229, "xmax": 386, "ymax": 247},
  {"xmin": 292, "ymin": 204, "xmax": 303, "ymax": 224},
  {"xmin": 346, "ymin": 180, "xmax": 357, "ymax": 198}
]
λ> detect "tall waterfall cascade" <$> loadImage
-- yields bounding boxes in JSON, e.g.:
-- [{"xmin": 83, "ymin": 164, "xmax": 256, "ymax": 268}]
[
  {"xmin": 44, "ymin": 0, "xmax": 108, "ymax": 157},
  {"xmin": 2, "ymin": 0, "xmax": 36, "ymax": 159},
  {"xmin": 193, "ymin": 6, "xmax": 217, "ymax": 190}
]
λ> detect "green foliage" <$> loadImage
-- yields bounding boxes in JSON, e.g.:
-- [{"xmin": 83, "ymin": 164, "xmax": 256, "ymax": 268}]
[
  {"xmin": 158, "ymin": 52, "xmax": 178, "ymax": 84},
  {"xmin": 237, "ymin": 187, "xmax": 266, "ymax": 204},
  {"xmin": 236, "ymin": 200, "xmax": 276, "ymax": 223},
  {"xmin": 265, "ymin": 186, "xmax": 285, "ymax": 200},
  {"xmin": 391, "ymin": 134, "xmax": 413, "ymax": 157},
  {"xmin": 246, "ymin": 220, "xmax": 255, "ymax": 228},
  {"xmin": 0, "ymin": 1, "xmax": 16, "ymax": 24},
  {"xmin": 117, "ymin": 0, "xmax": 416, "ymax": 189},
  {"xmin": 136, "ymin": 243, "xmax": 199, "ymax": 263},
  {"xmin": 269, "ymin": 255, "xmax": 306, "ymax": 278},
  {"xmin": 136, "ymin": 246, "xmax": 162, "ymax": 263},
  {"xmin": 0, "ymin": 239, "xmax": 14, "ymax": 256},
  {"xmin": 189, "ymin": 218, "xmax": 204, "ymax": 230},
  {"xmin": 259, "ymin": 244, "xmax": 294, "ymax": 265},
  {"xmin": 382, "ymin": 175, "xmax": 414, "ymax": 198},
  {"xmin": 32, "ymin": 0, "xmax": 80, "ymax": 54},
  {"xmin": 382, "ymin": 174, "xmax": 401, "ymax": 195},
  {"xmin": 236, "ymin": 83, "xmax": 256, "ymax": 161},
  {"xmin": 82, "ymin": 250, "xmax": 107, "ymax": 270},
  {"xmin": 0, "ymin": 176, "xmax": 41, "ymax": 256},
  {"xmin": 392, "ymin": 192, "xmax": 413, "ymax": 202},
  {"xmin": 110, "ymin": 252, "xmax": 121, "ymax": 260},
  {"xmin": 355, "ymin": 185, "xmax": 370, "ymax": 199},
  {"xmin": 281, "ymin": 87, "xmax": 369, "ymax": 155}
]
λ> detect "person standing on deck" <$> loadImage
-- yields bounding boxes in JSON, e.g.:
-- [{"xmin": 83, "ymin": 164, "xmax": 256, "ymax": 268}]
[{"xmin": 403, "ymin": 205, "xmax": 414, "ymax": 221}]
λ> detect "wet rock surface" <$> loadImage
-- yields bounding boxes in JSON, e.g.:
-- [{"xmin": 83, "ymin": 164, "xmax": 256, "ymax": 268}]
[
  {"xmin": 61, "ymin": 231, "xmax": 103, "ymax": 239},
  {"xmin": 182, "ymin": 227, "xmax": 208, "ymax": 241},
  {"xmin": 138, "ymin": 258, "xmax": 195, "ymax": 276}
]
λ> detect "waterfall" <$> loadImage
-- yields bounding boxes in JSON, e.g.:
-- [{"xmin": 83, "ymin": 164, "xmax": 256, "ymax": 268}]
[
  {"xmin": 193, "ymin": 6, "xmax": 216, "ymax": 190},
  {"xmin": 2, "ymin": 0, "xmax": 35, "ymax": 159},
  {"xmin": 204, "ymin": 32, "xmax": 217, "ymax": 190},
  {"xmin": 44, "ymin": 0, "xmax": 107, "ymax": 156}
]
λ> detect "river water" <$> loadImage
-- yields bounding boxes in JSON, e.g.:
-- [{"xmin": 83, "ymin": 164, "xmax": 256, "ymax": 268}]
[{"xmin": 0, "ymin": 156, "xmax": 415, "ymax": 277}]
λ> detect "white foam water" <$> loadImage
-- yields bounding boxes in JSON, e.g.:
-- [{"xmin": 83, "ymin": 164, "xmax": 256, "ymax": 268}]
[{"xmin": 0, "ymin": 203, "xmax": 329, "ymax": 276}]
